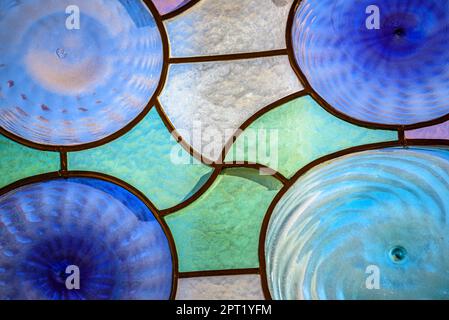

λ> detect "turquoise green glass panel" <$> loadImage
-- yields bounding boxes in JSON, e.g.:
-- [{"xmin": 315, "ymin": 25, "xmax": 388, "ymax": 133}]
[
  {"xmin": 225, "ymin": 95, "xmax": 398, "ymax": 177},
  {"xmin": 0, "ymin": 135, "xmax": 59, "ymax": 188},
  {"xmin": 165, "ymin": 167, "xmax": 283, "ymax": 272},
  {"xmin": 68, "ymin": 107, "xmax": 213, "ymax": 210}
]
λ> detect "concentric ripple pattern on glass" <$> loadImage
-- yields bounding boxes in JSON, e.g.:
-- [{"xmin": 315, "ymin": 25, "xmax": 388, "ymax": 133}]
[
  {"xmin": 266, "ymin": 147, "xmax": 449, "ymax": 300},
  {"xmin": 0, "ymin": 178, "xmax": 173, "ymax": 300},
  {"xmin": 292, "ymin": 0, "xmax": 449, "ymax": 126},
  {"xmin": 0, "ymin": 0, "xmax": 163, "ymax": 145}
]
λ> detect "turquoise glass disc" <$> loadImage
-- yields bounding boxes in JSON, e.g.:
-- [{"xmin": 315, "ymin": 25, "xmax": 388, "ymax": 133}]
[{"xmin": 266, "ymin": 147, "xmax": 449, "ymax": 300}]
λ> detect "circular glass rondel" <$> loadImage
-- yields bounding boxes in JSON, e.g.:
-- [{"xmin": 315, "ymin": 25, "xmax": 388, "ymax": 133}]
[
  {"xmin": 266, "ymin": 147, "xmax": 449, "ymax": 300},
  {"xmin": 292, "ymin": 0, "xmax": 449, "ymax": 126},
  {"xmin": 0, "ymin": 0, "xmax": 163, "ymax": 146},
  {"xmin": 0, "ymin": 178, "xmax": 173, "ymax": 300}
]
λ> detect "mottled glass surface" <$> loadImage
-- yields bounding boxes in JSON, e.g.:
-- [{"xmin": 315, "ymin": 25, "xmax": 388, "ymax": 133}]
[
  {"xmin": 226, "ymin": 95, "xmax": 397, "ymax": 177},
  {"xmin": 292, "ymin": 0, "xmax": 449, "ymax": 125},
  {"xmin": 69, "ymin": 108, "xmax": 213, "ymax": 210},
  {"xmin": 407, "ymin": 121, "xmax": 449, "ymax": 140},
  {"xmin": 160, "ymin": 57, "xmax": 302, "ymax": 161},
  {"xmin": 165, "ymin": 0, "xmax": 294, "ymax": 56},
  {"xmin": 0, "ymin": 135, "xmax": 59, "ymax": 188},
  {"xmin": 152, "ymin": 0, "xmax": 191, "ymax": 15},
  {"xmin": 266, "ymin": 147, "xmax": 449, "ymax": 300},
  {"xmin": 166, "ymin": 168, "xmax": 282, "ymax": 272},
  {"xmin": 2, "ymin": 0, "xmax": 448, "ymax": 302},
  {"xmin": 176, "ymin": 275, "xmax": 264, "ymax": 300},
  {"xmin": 0, "ymin": 178, "xmax": 173, "ymax": 300},
  {"xmin": 0, "ymin": 0, "xmax": 163, "ymax": 145}
]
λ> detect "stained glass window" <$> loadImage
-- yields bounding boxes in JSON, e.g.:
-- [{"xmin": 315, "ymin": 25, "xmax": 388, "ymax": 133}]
[{"xmin": 0, "ymin": 0, "xmax": 448, "ymax": 301}]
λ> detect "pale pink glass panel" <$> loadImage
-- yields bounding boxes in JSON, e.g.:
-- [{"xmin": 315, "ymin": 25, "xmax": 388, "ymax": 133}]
[
  {"xmin": 151, "ymin": 0, "xmax": 191, "ymax": 15},
  {"xmin": 406, "ymin": 122, "xmax": 449, "ymax": 140}
]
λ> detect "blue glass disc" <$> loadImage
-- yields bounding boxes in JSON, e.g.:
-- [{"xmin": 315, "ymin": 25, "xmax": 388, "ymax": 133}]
[
  {"xmin": 292, "ymin": 0, "xmax": 449, "ymax": 126},
  {"xmin": 0, "ymin": 0, "xmax": 163, "ymax": 145},
  {"xmin": 0, "ymin": 178, "xmax": 173, "ymax": 300},
  {"xmin": 266, "ymin": 147, "xmax": 449, "ymax": 300}
]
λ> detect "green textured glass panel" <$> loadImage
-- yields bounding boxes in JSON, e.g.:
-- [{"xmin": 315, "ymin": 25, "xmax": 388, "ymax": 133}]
[
  {"xmin": 0, "ymin": 135, "xmax": 59, "ymax": 188},
  {"xmin": 225, "ymin": 95, "xmax": 398, "ymax": 177},
  {"xmin": 165, "ymin": 167, "xmax": 282, "ymax": 272},
  {"xmin": 68, "ymin": 108, "xmax": 213, "ymax": 210}
]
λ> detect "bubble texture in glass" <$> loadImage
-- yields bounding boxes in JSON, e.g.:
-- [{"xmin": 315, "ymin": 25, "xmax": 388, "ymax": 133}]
[
  {"xmin": 292, "ymin": 0, "xmax": 449, "ymax": 126},
  {"xmin": 0, "ymin": 178, "xmax": 173, "ymax": 300},
  {"xmin": 0, "ymin": 0, "xmax": 163, "ymax": 145},
  {"xmin": 266, "ymin": 148, "xmax": 449, "ymax": 300}
]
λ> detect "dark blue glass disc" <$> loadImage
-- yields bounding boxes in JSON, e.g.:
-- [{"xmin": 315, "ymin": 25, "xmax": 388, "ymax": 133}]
[
  {"xmin": 292, "ymin": 0, "xmax": 449, "ymax": 126},
  {"xmin": 0, "ymin": 178, "xmax": 173, "ymax": 300}
]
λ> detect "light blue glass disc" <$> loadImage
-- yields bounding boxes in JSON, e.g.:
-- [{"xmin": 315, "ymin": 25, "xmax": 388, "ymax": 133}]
[
  {"xmin": 0, "ymin": 0, "xmax": 163, "ymax": 145},
  {"xmin": 266, "ymin": 147, "xmax": 449, "ymax": 300}
]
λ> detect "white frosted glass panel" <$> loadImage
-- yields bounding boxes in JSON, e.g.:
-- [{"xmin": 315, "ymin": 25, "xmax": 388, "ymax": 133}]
[
  {"xmin": 165, "ymin": 0, "xmax": 294, "ymax": 57},
  {"xmin": 160, "ymin": 56, "xmax": 303, "ymax": 161},
  {"xmin": 176, "ymin": 275, "xmax": 265, "ymax": 300}
]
